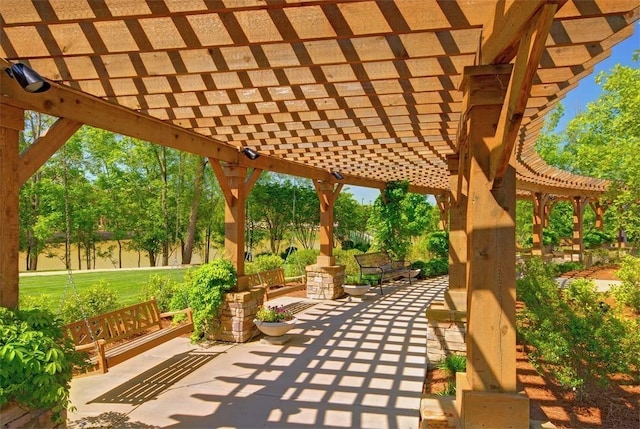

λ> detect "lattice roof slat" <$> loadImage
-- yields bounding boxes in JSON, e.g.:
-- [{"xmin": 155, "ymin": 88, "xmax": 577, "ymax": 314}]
[{"xmin": 1, "ymin": 1, "xmax": 638, "ymax": 197}]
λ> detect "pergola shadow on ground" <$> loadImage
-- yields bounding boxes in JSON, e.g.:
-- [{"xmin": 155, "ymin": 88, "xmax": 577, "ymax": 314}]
[{"xmin": 68, "ymin": 277, "xmax": 448, "ymax": 429}]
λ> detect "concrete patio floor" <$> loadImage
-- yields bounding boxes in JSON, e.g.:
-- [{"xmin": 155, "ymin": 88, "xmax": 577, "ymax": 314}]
[{"xmin": 68, "ymin": 276, "xmax": 448, "ymax": 429}]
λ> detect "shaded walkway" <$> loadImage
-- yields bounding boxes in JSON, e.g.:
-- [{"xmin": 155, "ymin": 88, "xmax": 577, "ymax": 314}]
[{"xmin": 68, "ymin": 276, "xmax": 448, "ymax": 429}]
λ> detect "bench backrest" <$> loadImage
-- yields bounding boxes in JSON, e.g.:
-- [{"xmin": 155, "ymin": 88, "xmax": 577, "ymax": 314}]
[
  {"xmin": 354, "ymin": 251, "xmax": 392, "ymax": 268},
  {"xmin": 65, "ymin": 299, "xmax": 162, "ymax": 346},
  {"xmin": 246, "ymin": 267, "xmax": 286, "ymax": 288}
]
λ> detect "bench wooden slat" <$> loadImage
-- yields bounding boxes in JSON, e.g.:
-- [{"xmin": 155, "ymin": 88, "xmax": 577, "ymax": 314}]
[
  {"xmin": 248, "ymin": 267, "xmax": 304, "ymax": 300},
  {"xmin": 65, "ymin": 299, "xmax": 193, "ymax": 375}
]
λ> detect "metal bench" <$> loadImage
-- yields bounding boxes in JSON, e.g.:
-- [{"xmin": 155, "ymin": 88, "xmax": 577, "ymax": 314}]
[
  {"xmin": 65, "ymin": 299, "xmax": 193, "ymax": 374},
  {"xmin": 354, "ymin": 251, "xmax": 414, "ymax": 294}
]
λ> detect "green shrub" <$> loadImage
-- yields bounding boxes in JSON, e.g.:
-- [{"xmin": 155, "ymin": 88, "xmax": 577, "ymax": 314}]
[
  {"xmin": 584, "ymin": 229, "xmax": 614, "ymax": 249},
  {"xmin": 141, "ymin": 274, "xmax": 181, "ymax": 312},
  {"xmin": 19, "ymin": 294, "xmax": 55, "ymax": 313},
  {"xmin": 334, "ymin": 248, "xmax": 365, "ymax": 277},
  {"xmin": 517, "ymin": 258, "xmax": 639, "ymax": 395},
  {"xmin": 426, "ymin": 231, "xmax": 449, "ymax": 259},
  {"xmin": 422, "ymin": 258, "xmax": 449, "ymax": 277},
  {"xmin": 410, "ymin": 261, "xmax": 428, "ymax": 279},
  {"xmin": 611, "ymin": 255, "xmax": 640, "ymax": 313},
  {"xmin": 173, "ymin": 260, "xmax": 237, "ymax": 342},
  {"xmin": 0, "ymin": 307, "xmax": 85, "ymax": 423},
  {"xmin": 59, "ymin": 281, "xmax": 119, "ymax": 324},
  {"xmin": 283, "ymin": 249, "xmax": 319, "ymax": 277},
  {"xmin": 552, "ymin": 261, "xmax": 584, "ymax": 276},
  {"xmin": 246, "ymin": 254, "xmax": 284, "ymax": 274}
]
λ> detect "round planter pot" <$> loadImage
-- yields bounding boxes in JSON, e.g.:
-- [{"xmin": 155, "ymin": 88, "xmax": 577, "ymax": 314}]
[
  {"xmin": 254, "ymin": 318, "xmax": 297, "ymax": 337},
  {"xmin": 343, "ymin": 284, "xmax": 371, "ymax": 298}
]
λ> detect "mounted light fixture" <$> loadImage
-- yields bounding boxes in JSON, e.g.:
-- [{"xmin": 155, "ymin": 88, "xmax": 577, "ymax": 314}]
[
  {"xmin": 5, "ymin": 62, "xmax": 51, "ymax": 93},
  {"xmin": 331, "ymin": 171, "xmax": 344, "ymax": 180},
  {"xmin": 241, "ymin": 147, "xmax": 260, "ymax": 160}
]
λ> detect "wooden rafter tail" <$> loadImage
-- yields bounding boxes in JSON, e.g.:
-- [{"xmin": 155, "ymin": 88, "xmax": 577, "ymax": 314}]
[{"xmin": 490, "ymin": 2, "xmax": 559, "ymax": 181}]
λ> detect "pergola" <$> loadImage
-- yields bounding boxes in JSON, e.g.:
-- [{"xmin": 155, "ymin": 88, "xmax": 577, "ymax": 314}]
[{"xmin": 1, "ymin": 1, "xmax": 637, "ymax": 426}]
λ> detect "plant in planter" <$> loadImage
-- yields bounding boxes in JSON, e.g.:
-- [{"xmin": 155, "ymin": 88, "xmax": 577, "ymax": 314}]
[
  {"xmin": 254, "ymin": 305, "xmax": 297, "ymax": 338},
  {"xmin": 0, "ymin": 307, "xmax": 87, "ymax": 424},
  {"xmin": 343, "ymin": 275, "xmax": 372, "ymax": 300}
]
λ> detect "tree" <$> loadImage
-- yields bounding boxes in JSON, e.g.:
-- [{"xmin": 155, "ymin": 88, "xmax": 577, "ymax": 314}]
[
  {"xmin": 334, "ymin": 191, "xmax": 371, "ymax": 246},
  {"xmin": 536, "ymin": 57, "xmax": 640, "ymax": 245},
  {"xmin": 289, "ymin": 180, "xmax": 319, "ymax": 250},
  {"xmin": 368, "ymin": 181, "xmax": 411, "ymax": 260}
]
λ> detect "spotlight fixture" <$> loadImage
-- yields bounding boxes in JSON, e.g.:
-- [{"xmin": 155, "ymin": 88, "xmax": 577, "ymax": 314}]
[
  {"xmin": 241, "ymin": 147, "xmax": 260, "ymax": 160},
  {"xmin": 331, "ymin": 171, "xmax": 344, "ymax": 180},
  {"xmin": 5, "ymin": 63, "xmax": 50, "ymax": 93}
]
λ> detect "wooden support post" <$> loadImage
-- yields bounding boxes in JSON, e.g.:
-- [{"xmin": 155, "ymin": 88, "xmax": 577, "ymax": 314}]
[
  {"xmin": 0, "ymin": 104, "xmax": 24, "ymax": 309},
  {"xmin": 209, "ymin": 160, "xmax": 262, "ymax": 285},
  {"xmin": 313, "ymin": 180, "xmax": 342, "ymax": 266},
  {"xmin": 590, "ymin": 200, "xmax": 606, "ymax": 230},
  {"xmin": 572, "ymin": 196, "xmax": 587, "ymax": 262},
  {"xmin": 435, "ymin": 194, "xmax": 450, "ymax": 231},
  {"xmin": 532, "ymin": 192, "xmax": 549, "ymax": 257},
  {"xmin": 447, "ymin": 154, "xmax": 467, "ymax": 294},
  {"xmin": 454, "ymin": 66, "xmax": 528, "ymax": 428}
]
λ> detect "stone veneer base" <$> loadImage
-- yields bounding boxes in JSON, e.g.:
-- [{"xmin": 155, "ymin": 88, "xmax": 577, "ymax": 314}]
[
  {"xmin": 305, "ymin": 264, "xmax": 345, "ymax": 300},
  {"xmin": 425, "ymin": 301, "xmax": 467, "ymax": 367},
  {"xmin": 214, "ymin": 289, "xmax": 264, "ymax": 343}
]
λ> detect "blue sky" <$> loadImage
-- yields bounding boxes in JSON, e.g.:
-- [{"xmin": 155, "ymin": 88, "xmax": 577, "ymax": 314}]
[{"xmin": 348, "ymin": 25, "xmax": 639, "ymax": 204}]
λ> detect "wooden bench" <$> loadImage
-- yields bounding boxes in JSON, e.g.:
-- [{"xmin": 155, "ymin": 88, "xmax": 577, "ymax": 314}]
[
  {"xmin": 65, "ymin": 299, "xmax": 193, "ymax": 374},
  {"xmin": 354, "ymin": 251, "xmax": 414, "ymax": 294},
  {"xmin": 247, "ymin": 267, "xmax": 305, "ymax": 300}
]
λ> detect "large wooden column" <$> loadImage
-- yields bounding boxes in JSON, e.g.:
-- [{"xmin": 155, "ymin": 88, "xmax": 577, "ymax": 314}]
[
  {"xmin": 0, "ymin": 104, "xmax": 23, "ymax": 309},
  {"xmin": 572, "ymin": 196, "xmax": 587, "ymax": 262},
  {"xmin": 210, "ymin": 161, "xmax": 261, "ymax": 286},
  {"xmin": 532, "ymin": 192, "xmax": 550, "ymax": 257},
  {"xmin": 455, "ymin": 65, "xmax": 528, "ymax": 427},
  {"xmin": 435, "ymin": 194, "xmax": 450, "ymax": 231},
  {"xmin": 590, "ymin": 200, "xmax": 606, "ymax": 230}
]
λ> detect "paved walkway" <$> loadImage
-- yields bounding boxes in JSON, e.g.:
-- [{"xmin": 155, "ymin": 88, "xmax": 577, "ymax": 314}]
[{"xmin": 68, "ymin": 277, "xmax": 448, "ymax": 429}]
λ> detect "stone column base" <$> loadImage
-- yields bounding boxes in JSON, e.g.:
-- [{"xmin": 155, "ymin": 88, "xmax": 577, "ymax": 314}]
[
  {"xmin": 214, "ymin": 289, "xmax": 264, "ymax": 343},
  {"xmin": 0, "ymin": 403, "xmax": 66, "ymax": 428},
  {"xmin": 305, "ymin": 264, "xmax": 345, "ymax": 300},
  {"xmin": 425, "ymin": 301, "xmax": 467, "ymax": 367}
]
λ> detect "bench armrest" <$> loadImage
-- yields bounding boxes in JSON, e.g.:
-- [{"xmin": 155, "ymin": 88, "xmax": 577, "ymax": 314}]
[{"xmin": 160, "ymin": 307, "xmax": 194, "ymax": 324}]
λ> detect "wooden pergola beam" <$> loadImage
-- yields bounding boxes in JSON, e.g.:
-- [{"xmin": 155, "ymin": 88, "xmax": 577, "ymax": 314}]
[{"xmin": 18, "ymin": 118, "xmax": 82, "ymax": 186}]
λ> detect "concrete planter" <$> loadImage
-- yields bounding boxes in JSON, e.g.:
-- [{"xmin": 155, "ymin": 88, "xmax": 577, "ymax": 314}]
[
  {"xmin": 343, "ymin": 284, "xmax": 371, "ymax": 301},
  {"xmin": 253, "ymin": 318, "xmax": 297, "ymax": 337}
]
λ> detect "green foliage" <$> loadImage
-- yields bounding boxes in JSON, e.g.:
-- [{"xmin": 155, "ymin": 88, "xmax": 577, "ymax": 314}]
[
  {"xmin": 0, "ymin": 307, "xmax": 84, "ymax": 422},
  {"xmin": 426, "ymin": 231, "xmax": 449, "ymax": 259},
  {"xmin": 552, "ymin": 261, "xmax": 584, "ymax": 276},
  {"xmin": 334, "ymin": 248, "xmax": 365, "ymax": 277},
  {"xmin": 583, "ymin": 229, "xmax": 614, "ymax": 249},
  {"xmin": 142, "ymin": 274, "xmax": 181, "ymax": 312},
  {"xmin": 173, "ymin": 260, "xmax": 237, "ymax": 342},
  {"xmin": 421, "ymin": 258, "xmax": 449, "ymax": 277},
  {"xmin": 245, "ymin": 254, "xmax": 284, "ymax": 274},
  {"xmin": 436, "ymin": 354, "xmax": 466, "ymax": 396},
  {"xmin": 517, "ymin": 258, "xmax": 639, "ymax": 394},
  {"xmin": 368, "ymin": 181, "xmax": 411, "ymax": 260},
  {"xmin": 283, "ymin": 249, "xmax": 319, "ymax": 277},
  {"xmin": 59, "ymin": 282, "xmax": 119, "ymax": 324},
  {"xmin": 255, "ymin": 305, "xmax": 294, "ymax": 322},
  {"xmin": 611, "ymin": 255, "xmax": 640, "ymax": 313}
]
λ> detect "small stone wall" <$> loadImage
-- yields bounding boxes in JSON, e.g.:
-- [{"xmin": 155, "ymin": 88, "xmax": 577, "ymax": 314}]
[
  {"xmin": 425, "ymin": 302, "xmax": 467, "ymax": 366},
  {"xmin": 306, "ymin": 264, "xmax": 345, "ymax": 300},
  {"xmin": 0, "ymin": 403, "xmax": 66, "ymax": 429},
  {"xmin": 214, "ymin": 289, "xmax": 264, "ymax": 343}
]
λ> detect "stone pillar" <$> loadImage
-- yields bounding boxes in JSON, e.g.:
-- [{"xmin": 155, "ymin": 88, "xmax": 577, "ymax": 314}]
[
  {"xmin": 425, "ymin": 303, "xmax": 467, "ymax": 366},
  {"xmin": 215, "ymin": 289, "xmax": 264, "ymax": 343},
  {"xmin": 306, "ymin": 264, "xmax": 345, "ymax": 300},
  {"xmin": 0, "ymin": 104, "xmax": 23, "ymax": 309}
]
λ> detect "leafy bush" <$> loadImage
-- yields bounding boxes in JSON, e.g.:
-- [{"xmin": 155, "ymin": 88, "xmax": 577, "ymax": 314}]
[
  {"xmin": 172, "ymin": 260, "xmax": 237, "ymax": 342},
  {"xmin": 552, "ymin": 261, "xmax": 584, "ymax": 276},
  {"xmin": 426, "ymin": 231, "xmax": 449, "ymax": 259},
  {"xmin": 422, "ymin": 258, "xmax": 449, "ymax": 277},
  {"xmin": 0, "ymin": 307, "xmax": 84, "ymax": 423},
  {"xmin": 59, "ymin": 281, "xmax": 119, "ymax": 324},
  {"xmin": 341, "ymin": 240, "xmax": 354, "ymax": 250},
  {"xmin": 410, "ymin": 261, "xmax": 428, "ymax": 279},
  {"xmin": 517, "ymin": 258, "xmax": 639, "ymax": 394},
  {"xmin": 611, "ymin": 255, "xmax": 640, "ymax": 313},
  {"xmin": 583, "ymin": 229, "xmax": 614, "ymax": 249},
  {"xmin": 283, "ymin": 249, "xmax": 319, "ymax": 277},
  {"xmin": 280, "ymin": 246, "xmax": 298, "ymax": 261},
  {"xmin": 334, "ymin": 248, "xmax": 365, "ymax": 277},
  {"xmin": 142, "ymin": 274, "xmax": 181, "ymax": 312},
  {"xmin": 245, "ymin": 254, "xmax": 284, "ymax": 274},
  {"xmin": 353, "ymin": 241, "xmax": 371, "ymax": 253}
]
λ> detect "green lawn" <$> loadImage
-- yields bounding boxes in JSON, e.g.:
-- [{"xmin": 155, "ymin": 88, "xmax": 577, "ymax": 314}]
[{"xmin": 19, "ymin": 268, "xmax": 190, "ymax": 308}]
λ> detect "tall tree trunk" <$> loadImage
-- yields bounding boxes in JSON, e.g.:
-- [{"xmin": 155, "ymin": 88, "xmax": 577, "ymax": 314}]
[
  {"xmin": 182, "ymin": 159, "xmax": 205, "ymax": 264},
  {"xmin": 117, "ymin": 239, "xmax": 123, "ymax": 269},
  {"xmin": 148, "ymin": 251, "xmax": 156, "ymax": 267},
  {"xmin": 77, "ymin": 241, "xmax": 82, "ymax": 270},
  {"xmin": 205, "ymin": 226, "xmax": 211, "ymax": 263}
]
